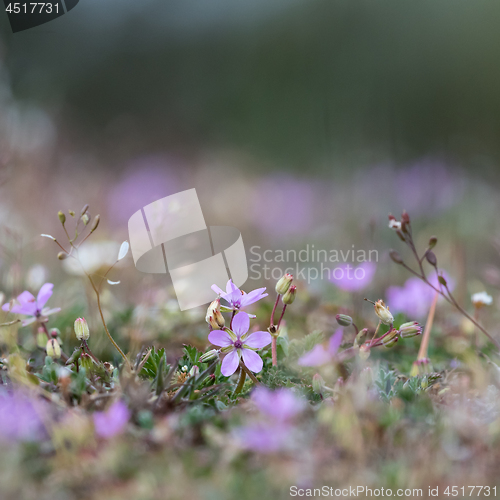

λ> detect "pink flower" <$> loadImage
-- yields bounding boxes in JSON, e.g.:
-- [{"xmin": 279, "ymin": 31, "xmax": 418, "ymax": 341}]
[
  {"xmin": 208, "ymin": 312, "xmax": 271, "ymax": 376},
  {"xmin": 330, "ymin": 262, "xmax": 376, "ymax": 292},
  {"xmin": 251, "ymin": 387, "xmax": 305, "ymax": 422},
  {"xmin": 298, "ymin": 329, "xmax": 343, "ymax": 367},
  {"xmin": 235, "ymin": 388, "xmax": 305, "ymax": 453},
  {"xmin": 93, "ymin": 401, "xmax": 130, "ymax": 439},
  {"xmin": 211, "ymin": 279, "xmax": 268, "ymax": 311},
  {"xmin": 0, "ymin": 390, "xmax": 47, "ymax": 442},
  {"xmin": 386, "ymin": 273, "xmax": 455, "ymax": 319},
  {"xmin": 2, "ymin": 283, "xmax": 60, "ymax": 326}
]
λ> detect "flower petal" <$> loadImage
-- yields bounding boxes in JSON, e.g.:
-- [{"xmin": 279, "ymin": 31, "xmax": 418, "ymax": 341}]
[
  {"xmin": 298, "ymin": 345, "xmax": 331, "ymax": 367},
  {"xmin": 211, "ymin": 284, "xmax": 225, "ymax": 296},
  {"xmin": 36, "ymin": 283, "xmax": 54, "ymax": 310},
  {"xmin": 328, "ymin": 329, "xmax": 343, "ymax": 356},
  {"xmin": 208, "ymin": 329, "xmax": 233, "ymax": 347},
  {"xmin": 21, "ymin": 317, "xmax": 37, "ymax": 327},
  {"xmin": 221, "ymin": 349, "xmax": 240, "ymax": 376},
  {"xmin": 242, "ymin": 348, "xmax": 263, "ymax": 373},
  {"xmin": 41, "ymin": 307, "xmax": 61, "ymax": 317},
  {"xmin": 226, "ymin": 279, "xmax": 239, "ymax": 295},
  {"xmin": 243, "ymin": 331, "xmax": 272, "ymax": 349},
  {"xmin": 231, "ymin": 312, "xmax": 250, "ymax": 338},
  {"xmin": 117, "ymin": 241, "xmax": 129, "ymax": 261},
  {"xmin": 240, "ymin": 288, "xmax": 268, "ymax": 307}
]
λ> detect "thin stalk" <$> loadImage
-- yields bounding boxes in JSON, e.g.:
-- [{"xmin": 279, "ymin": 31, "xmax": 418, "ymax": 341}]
[
  {"xmin": 233, "ymin": 366, "xmax": 246, "ymax": 396},
  {"xmin": 417, "ymin": 291, "xmax": 438, "ymax": 362},
  {"xmin": 270, "ymin": 294, "xmax": 280, "ymax": 328}
]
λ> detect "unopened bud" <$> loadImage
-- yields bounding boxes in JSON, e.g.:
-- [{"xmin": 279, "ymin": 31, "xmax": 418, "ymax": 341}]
[
  {"xmin": 50, "ymin": 328, "xmax": 60, "ymax": 339},
  {"xmin": 438, "ymin": 275, "xmax": 447, "ymax": 287},
  {"xmin": 205, "ymin": 299, "xmax": 225, "ymax": 329},
  {"xmin": 275, "ymin": 273, "xmax": 293, "ymax": 295},
  {"xmin": 80, "ymin": 204, "xmax": 89, "ymax": 217},
  {"xmin": 90, "ymin": 215, "xmax": 100, "ymax": 233},
  {"xmin": 389, "ymin": 250, "xmax": 404, "ymax": 264},
  {"xmin": 57, "ymin": 251, "xmax": 68, "ymax": 260},
  {"xmin": 282, "ymin": 285, "xmax": 296, "ymax": 305},
  {"xmin": 74, "ymin": 317, "xmax": 90, "ymax": 341},
  {"xmin": 312, "ymin": 373, "xmax": 325, "ymax": 395},
  {"xmin": 336, "ymin": 314, "xmax": 353, "ymax": 327},
  {"xmin": 359, "ymin": 343, "xmax": 371, "ymax": 361},
  {"xmin": 354, "ymin": 328, "xmax": 368, "ymax": 347},
  {"xmin": 46, "ymin": 339, "xmax": 61, "ymax": 359},
  {"xmin": 382, "ymin": 328, "xmax": 399, "ymax": 347},
  {"xmin": 80, "ymin": 353, "xmax": 93, "ymax": 372},
  {"xmin": 58, "ymin": 211, "xmax": 66, "ymax": 224},
  {"xmin": 401, "ymin": 211, "xmax": 410, "ymax": 224},
  {"xmin": 189, "ymin": 365, "xmax": 200, "ymax": 377},
  {"xmin": 372, "ymin": 299, "xmax": 394, "ymax": 325},
  {"xmin": 199, "ymin": 349, "xmax": 219, "ymax": 363},
  {"xmin": 103, "ymin": 361, "xmax": 114, "ymax": 373},
  {"xmin": 399, "ymin": 321, "xmax": 422, "ymax": 338},
  {"xmin": 428, "ymin": 236, "xmax": 438, "ymax": 249},
  {"xmin": 425, "ymin": 251, "xmax": 437, "ymax": 267},
  {"xmin": 68, "ymin": 210, "xmax": 75, "ymax": 217}
]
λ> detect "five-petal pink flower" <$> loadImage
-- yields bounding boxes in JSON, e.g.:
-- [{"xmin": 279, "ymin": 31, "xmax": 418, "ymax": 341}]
[
  {"xmin": 208, "ymin": 311, "xmax": 271, "ymax": 376},
  {"xmin": 2, "ymin": 283, "xmax": 61, "ymax": 327},
  {"xmin": 211, "ymin": 279, "xmax": 268, "ymax": 311}
]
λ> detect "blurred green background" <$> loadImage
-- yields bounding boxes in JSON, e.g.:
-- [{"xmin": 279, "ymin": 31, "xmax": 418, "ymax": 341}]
[{"xmin": 1, "ymin": 0, "xmax": 500, "ymax": 175}]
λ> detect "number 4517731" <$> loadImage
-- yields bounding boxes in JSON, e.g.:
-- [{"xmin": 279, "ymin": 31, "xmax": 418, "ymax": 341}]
[
  {"xmin": 444, "ymin": 486, "xmax": 497, "ymax": 497},
  {"xmin": 6, "ymin": 3, "xmax": 59, "ymax": 14}
]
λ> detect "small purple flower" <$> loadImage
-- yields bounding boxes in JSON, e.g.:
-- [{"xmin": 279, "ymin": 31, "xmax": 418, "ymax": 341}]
[
  {"xmin": 330, "ymin": 262, "xmax": 376, "ymax": 292},
  {"xmin": 0, "ymin": 391, "xmax": 46, "ymax": 442},
  {"xmin": 211, "ymin": 279, "xmax": 268, "ymax": 311},
  {"xmin": 208, "ymin": 311, "xmax": 271, "ymax": 376},
  {"xmin": 235, "ymin": 423, "xmax": 294, "ymax": 453},
  {"xmin": 298, "ymin": 329, "xmax": 343, "ymax": 367},
  {"xmin": 251, "ymin": 387, "xmax": 305, "ymax": 422},
  {"xmin": 386, "ymin": 272, "xmax": 455, "ymax": 319},
  {"xmin": 93, "ymin": 400, "xmax": 130, "ymax": 439},
  {"xmin": 2, "ymin": 283, "xmax": 60, "ymax": 327}
]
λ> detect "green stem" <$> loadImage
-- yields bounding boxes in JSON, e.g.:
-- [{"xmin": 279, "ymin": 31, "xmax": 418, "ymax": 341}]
[{"xmin": 233, "ymin": 366, "xmax": 246, "ymax": 396}]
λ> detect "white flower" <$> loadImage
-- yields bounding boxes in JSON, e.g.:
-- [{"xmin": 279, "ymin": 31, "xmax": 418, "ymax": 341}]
[
  {"xmin": 471, "ymin": 292, "xmax": 493, "ymax": 308},
  {"xmin": 388, "ymin": 220, "xmax": 402, "ymax": 230}
]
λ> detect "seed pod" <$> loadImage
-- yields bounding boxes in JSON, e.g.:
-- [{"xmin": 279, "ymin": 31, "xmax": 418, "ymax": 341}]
[
  {"xmin": 425, "ymin": 251, "xmax": 437, "ymax": 267},
  {"xmin": 90, "ymin": 215, "xmax": 100, "ymax": 233},
  {"xmin": 428, "ymin": 236, "xmax": 438, "ymax": 249},
  {"xmin": 336, "ymin": 314, "xmax": 353, "ymax": 327},
  {"xmin": 58, "ymin": 211, "xmax": 66, "ymax": 225},
  {"xmin": 389, "ymin": 250, "xmax": 404, "ymax": 264},
  {"xmin": 57, "ymin": 251, "xmax": 68, "ymax": 260}
]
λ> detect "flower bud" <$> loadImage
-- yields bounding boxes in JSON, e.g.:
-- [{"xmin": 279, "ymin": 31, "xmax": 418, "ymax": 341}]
[
  {"xmin": 57, "ymin": 251, "xmax": 68, "ymax": 260},
  {"xmin": 353, "ymin": 328, "xmax": 368, "ymax": 347},
  {"xmin": 80, "ymin": 353, "xmax": 93, "ymax": 372},
  {"xmin": 103, "ymin": 362, "xmax": 114, "ymax": 373},
  {"xmin": 428, "ymin": 236, "xmax": 438, "ymax": 249},
  {"xmin": 199, "ymin": 349, "xmax": 220, "ymax": 363},
  {"xmin": 189, "ymin": 365, "xmax": 200, "ymax": 377},
  {"xmin": 359, "ymin": 343, "xmax": 371, "ymax": 361},
  {"xmin": 381, "ymin": 328, "xmax": 399, "ymax": 348},
  {"xmin": 383, "ymin": 336, "xmax": 398, "ymax": 348},
  {"xmin": 336, "ymin": 314, "xmax": 353, "ymax": 327},
  {"xmin": 68, "ymin": 210, "xmax": 75, "ymax": 217},
  {"xmin": 46, "ymin": 339, "xmax": 61, "ymax": 359},
  {"xmin": 425, "ymin": 251, "xmax": 437, "ymax": 267},
  {"xmin": 312, "ymin": 373, "xmax": 325, "ymax": 395},
  {"xmin": 50, "ymin": 328, "xmax": 60, "ymax": 339},
  {"xmin": 282, "ymin": 285, "xmax": 296, "ymax": 305},
  {"xmin": 205, "ymin": 299, "xmax": 225, "ymax": 329},
  {"xmin": 389, "ymin": 250, "xmax": 404, "ymax": 264},
  {"xmin": 90, "ymin": 215, "xmax": 100, "ymax": 233},
  {"xmin": 275, "ymin": 273, "xmax": 293, "ymax": 295},
  {"xmin": 399, "ymin": 321, "xmax": 422, "ymax": 338},
  {"xmin": 80, "ymin": 204, "xmax": 89, "ymax": 217},
  {"xmin": 438, "ymin": 275, "xmax": 447, "ymax": 287},
  {"xmin": 58, "ymin": 211, "xmax": 66, "ymax": 225},
  {"xmin": 74, "ymin": 317, "xmax": 90, "ymax": 341},
  {"xmin": 373, "ymin": 299, "xmax": 394, "ymax": 325}
]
